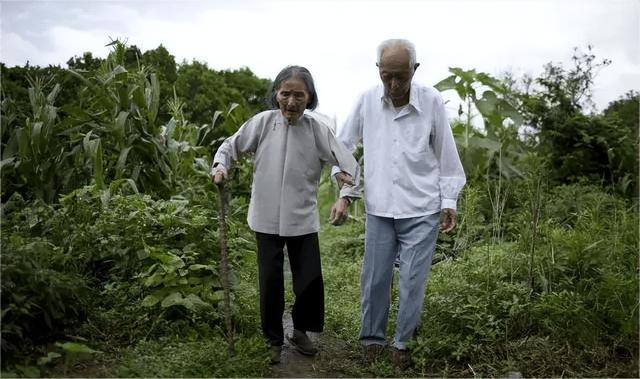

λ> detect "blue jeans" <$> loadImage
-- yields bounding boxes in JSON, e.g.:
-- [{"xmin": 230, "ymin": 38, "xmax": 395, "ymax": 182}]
[{"xmin": 359, "ymin": 213, "xmax": 439, "ymax": 350}]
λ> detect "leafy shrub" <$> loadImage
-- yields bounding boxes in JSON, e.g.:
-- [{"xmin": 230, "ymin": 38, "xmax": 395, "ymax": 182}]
[
  {"xmin": 1, "ymin": 235, "xmax": 90, "ymax": 358},
  {"xmin": 0, "ymin": 185, "xmax": 248, "ymax": 366},
  {"xmin": 411, "ymin": 185, "xmax": 638, "ymax": 377},
  {"xmin": 415, "ymin": 245, "xmax": 531, "ymax": 364}
]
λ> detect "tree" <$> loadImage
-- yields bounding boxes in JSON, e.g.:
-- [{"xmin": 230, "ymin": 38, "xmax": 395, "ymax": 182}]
[
  {"xmin": 66, "ymin": 52, "xmax": 103, "ymax": 71},
  {"xmin": 124, "ymin": 45, "xmax": 143, "ymax": 70},
  {"xmin": 602, "ymin": 91, "xmax": 639, "ymax": 196},
  {"xmin": 174, "ymin": 60, "xmax": 229, "ymax": 126},
  {"xmin": 516, "ymin": 46, "xmax": 636, "ymax": 195},
  {"xmin": 142, "ymin": 45, "xmax": 177, "ymax": 84},
  {"xmin": 174, "ymin": 61, "xmax": 270, "ymax": 127},
  {"xmin": 220, "ymin": 67, "xmax": 271, "ymax": 114},
  {"xmin": 142, "ymin": 45, "xmax": 178, "ymax": 123}
]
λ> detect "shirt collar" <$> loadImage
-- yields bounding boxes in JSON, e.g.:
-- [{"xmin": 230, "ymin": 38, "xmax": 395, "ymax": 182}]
[
  {"xmin": 276, "ymin": 109, "xmax": 310, "ymax": 126},
  {"xmin": 379, "ymin": 82, "xmax": 422, "ymax": 113}
]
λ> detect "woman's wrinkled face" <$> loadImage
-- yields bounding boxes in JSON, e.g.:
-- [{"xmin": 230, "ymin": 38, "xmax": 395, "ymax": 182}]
[{"xmin": 276, "ymin": 77, "xmax": 310, "ymax": 123}]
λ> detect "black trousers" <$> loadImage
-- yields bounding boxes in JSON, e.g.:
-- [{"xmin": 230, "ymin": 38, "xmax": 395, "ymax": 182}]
[{"xmin": 255, "ymin": 232, "xmax": 325, "ymax": 347}]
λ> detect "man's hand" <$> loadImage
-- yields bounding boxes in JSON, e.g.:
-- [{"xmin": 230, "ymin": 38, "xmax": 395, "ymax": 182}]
[
  {"xmin": 335, "ymin": 171, "xmax": 354, "ymax": 188},
  {"xmin": 440, "ymin": 208, "xmax": 457, "ymax": 233},
  {"xmin": 329, "ymin": 198, "xmax": 350, "ymax": 225}
]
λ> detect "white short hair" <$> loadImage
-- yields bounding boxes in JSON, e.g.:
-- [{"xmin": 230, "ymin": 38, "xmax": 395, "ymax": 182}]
[{"xmin": 376, "ymin": 39, "xmax": 417, "ymax": 68}]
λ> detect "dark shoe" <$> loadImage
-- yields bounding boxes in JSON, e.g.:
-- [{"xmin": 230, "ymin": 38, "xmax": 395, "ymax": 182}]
[
  {"xmin": 391, "ymin": 347, "xmax": 411, "ymax": 370},
  {"xmin": 269, "ymin": 345, "xmax": 282, "ymax": 364},
  {"xmin": 286, "ymin": 329, "xmax": 318, "ymax": 356},
  {"xmin": 363, "ymin": 344, "xmax": 384, "ymax": 365}
]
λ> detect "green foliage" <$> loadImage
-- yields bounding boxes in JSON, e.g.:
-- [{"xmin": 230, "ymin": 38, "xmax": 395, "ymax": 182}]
[
  {"xmin": 540, "ymin": 185, "xmax": 638, "ymax": 343},
  {"xmin": 436, "ymin": 184, "xmax": 488, "ymax": 261},
  {"xmin": 1, "ymin": 74, "xmax": 71, "ymax": 202},
  {"xmin": 410, "ymin": 184, "xmax": 638, "ymax": 377},
  {"xmin": 63, "ymin": 40, "xmax": 177, "ymax": 196},
  {"xmin": 602, "ymin": 90, "xmax": 639, "ymax": 196},
  {"xmin": 1, "ymin": 62, "xmax": 83, "ymax": 130},
  {"xmin": 319, "ymin": 222, "xmax": 365, "ymax": 341},
  {"xmin": 174, "ymin": 61, "xmax": 270, "ymax": 127},
  {"xmin": 53, "ymin": 341, "xmax": 102, "ymax": 376},
  {"xmin": 435, "ymin": 68, "xmax": 526, "ymax": 181},
  {"xmin": 517, "ymin": 47, "xmax": 636, "ymax": 196},
  {"xmin": 137, "ymin": 244, "xmax": 219, "ymax": 316},
  {"xmin": 0, "ymin": 185, "xmax": 239, "ymax": 367},
  {"xmin": 139, "ymin": 45, "xmax": 178, "ymax": 123},
  {"xmin": 0, "ymin": 39, "xmax": 268, "ymax": 374},
  {"xmin": 1, "ymin": 40, "xmax": 264, "ymax": 204},
  {"xmin": 118, "ymin": 335, "xmax": 270, "ymax": 377},
  {"xmin": 415, "ymin": 245, "xmax": 531, "ymax": 361},
  {"xmin": 522, "ymin": 46, "xmax": 610, "ymax": 116},
  {"xmin": 66, "ymin": 52, "xmax": 104, "ymax": 72},
  {"xmin": 2, "ymin": 40, "xmax": 637, "ymax": 378},
  {"xmin": 1, "ymin": 234, "xmax": 90, "ymax": 358},
  {"xmin": 51, "ymin": 186, "xmax": 215, "ymax": 279},
  {"xmin": 2, "ymin": 41, "xmax": 173, "ymax": 200}
]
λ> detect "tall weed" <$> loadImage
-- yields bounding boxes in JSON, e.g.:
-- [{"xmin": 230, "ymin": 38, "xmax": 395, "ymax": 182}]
[{"xmin": 411, "ymin": 184, "xmax": 638, "ymax": 377}]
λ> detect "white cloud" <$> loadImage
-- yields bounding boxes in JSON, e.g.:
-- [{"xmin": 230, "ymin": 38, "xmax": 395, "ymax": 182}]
[
  {"xmin": 1, "ymin": 0, "xmax": 637, "ymax": 122},
  {"xmin": 48, "ymin": 26, "xmax": 116, "ymax": 64},
  {"xmin": 1, "ymin": 32, "xmax": 41, "ymax": 66}
]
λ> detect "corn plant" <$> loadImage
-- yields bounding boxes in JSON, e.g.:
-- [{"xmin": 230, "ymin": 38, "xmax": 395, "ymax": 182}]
[
  {"xmin": 1, "ymin": 74, "xmax": 73, "ymax": 202},
  {"xmin": 64, "ymin": 40, "xmax": 175, "ymax": 196}
]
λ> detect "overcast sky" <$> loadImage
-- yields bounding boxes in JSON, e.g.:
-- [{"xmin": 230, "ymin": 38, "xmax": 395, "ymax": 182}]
[{"xmin": 1, "ymin": 0, "xmax": 638, "ymax": 124}]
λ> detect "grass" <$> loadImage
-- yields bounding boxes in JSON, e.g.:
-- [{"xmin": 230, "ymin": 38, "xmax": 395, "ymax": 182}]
[
  {"xmin": 5, "ymin": 183, "xmax": 636, "ymax": 378},
  {"xmin": 319, "ymin": 221, "xmax": 364, "ymax": 342},
  {"xmin": 118, "ymin": 335, "xmax": 270, "ymax": 377}
]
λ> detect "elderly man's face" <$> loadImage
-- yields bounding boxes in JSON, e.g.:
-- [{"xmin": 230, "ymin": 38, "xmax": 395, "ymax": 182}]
[
  {"xmin": 276, "ymin": 77, "xmax": 310, "ymax": 123},
  {"xmin": 378, "ymin": 46, "xmax": 417, "ymax": 104}
]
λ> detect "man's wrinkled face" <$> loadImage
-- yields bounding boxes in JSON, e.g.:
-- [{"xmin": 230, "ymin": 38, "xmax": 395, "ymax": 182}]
[
  {"xmin": 276, "ymin": 77, "xmax": 310, "ymax": 123},
  {"xmin": 378, "ymin": 47, "xmax": 417, "ymax": 103}
]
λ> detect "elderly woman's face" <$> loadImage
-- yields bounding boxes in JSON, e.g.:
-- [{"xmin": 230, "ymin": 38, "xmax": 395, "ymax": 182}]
[{"xmin": 276, "ymin": 77, "xmax": 310, "ymax": 123}]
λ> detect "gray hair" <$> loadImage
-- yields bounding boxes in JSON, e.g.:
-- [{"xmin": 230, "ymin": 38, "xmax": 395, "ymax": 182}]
[
  {"xmin": 267, "ymin": 65, "xmax": 318, "ymax": 110},
  {"xmin": 376, "ymin": 39, "xmax": 417, "ymax": 68}
]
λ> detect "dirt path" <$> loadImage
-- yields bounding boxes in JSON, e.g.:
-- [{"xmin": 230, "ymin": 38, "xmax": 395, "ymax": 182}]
[
  {"xmin": 270, "ymin": 251, "xmax": 360, "ymax": 378},
  {"xmin": 270, "ymin": 311, "xmax": 353, "ymax": 378}
]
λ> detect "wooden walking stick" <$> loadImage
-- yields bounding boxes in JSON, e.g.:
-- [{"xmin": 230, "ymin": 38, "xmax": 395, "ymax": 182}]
[{"xmin": 216, "ymin": 182, "xmax": 235, "ymax": 354}]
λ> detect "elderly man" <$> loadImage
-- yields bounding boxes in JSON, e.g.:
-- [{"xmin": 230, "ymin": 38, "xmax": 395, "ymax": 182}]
[{"xmin": 329, "ymin": 39, "xmax": 466, "ymax": 369}]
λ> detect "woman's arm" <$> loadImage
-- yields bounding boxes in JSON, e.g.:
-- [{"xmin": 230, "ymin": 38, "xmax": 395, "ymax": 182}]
[{"xmin": 211, "ymin": 114, "xmax": 264, "ymax": 182}]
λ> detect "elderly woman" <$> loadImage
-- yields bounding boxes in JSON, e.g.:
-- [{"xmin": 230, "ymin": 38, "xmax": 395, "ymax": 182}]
[{"xmin": 212, "ymin": 66, "xmax": 360, "ymax": 363}]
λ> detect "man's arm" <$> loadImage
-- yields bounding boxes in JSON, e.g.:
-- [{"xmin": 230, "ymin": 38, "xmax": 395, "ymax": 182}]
[
  {"xmin": 330, "ymin": 96, "xmax": 365, "ymax": 225},
  {"xmin": 432, "ymin": 91, "xmax": 466, "ymax": 232}
]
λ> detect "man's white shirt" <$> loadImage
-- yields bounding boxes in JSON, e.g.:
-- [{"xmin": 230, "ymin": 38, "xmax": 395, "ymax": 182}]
[{"xmin": 332, "ymin": 82, "xmax": 466, "ymax": 218}]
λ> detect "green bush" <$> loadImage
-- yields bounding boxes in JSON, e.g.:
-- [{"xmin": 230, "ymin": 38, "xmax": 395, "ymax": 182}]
[
  {"xmin": 411, "ymin": 185, "xmax": 638, "ymax": 377},
  {"xmin": 0, "ymin": 185, "xmax": 245, "ymax": 367},
  {"xmin": 415, "ymin": 245, "xmax": 531, "ymax": 363},
  {"xmin": 1, "ymin": 235, "xmax": 90, "ymax": 359}
]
